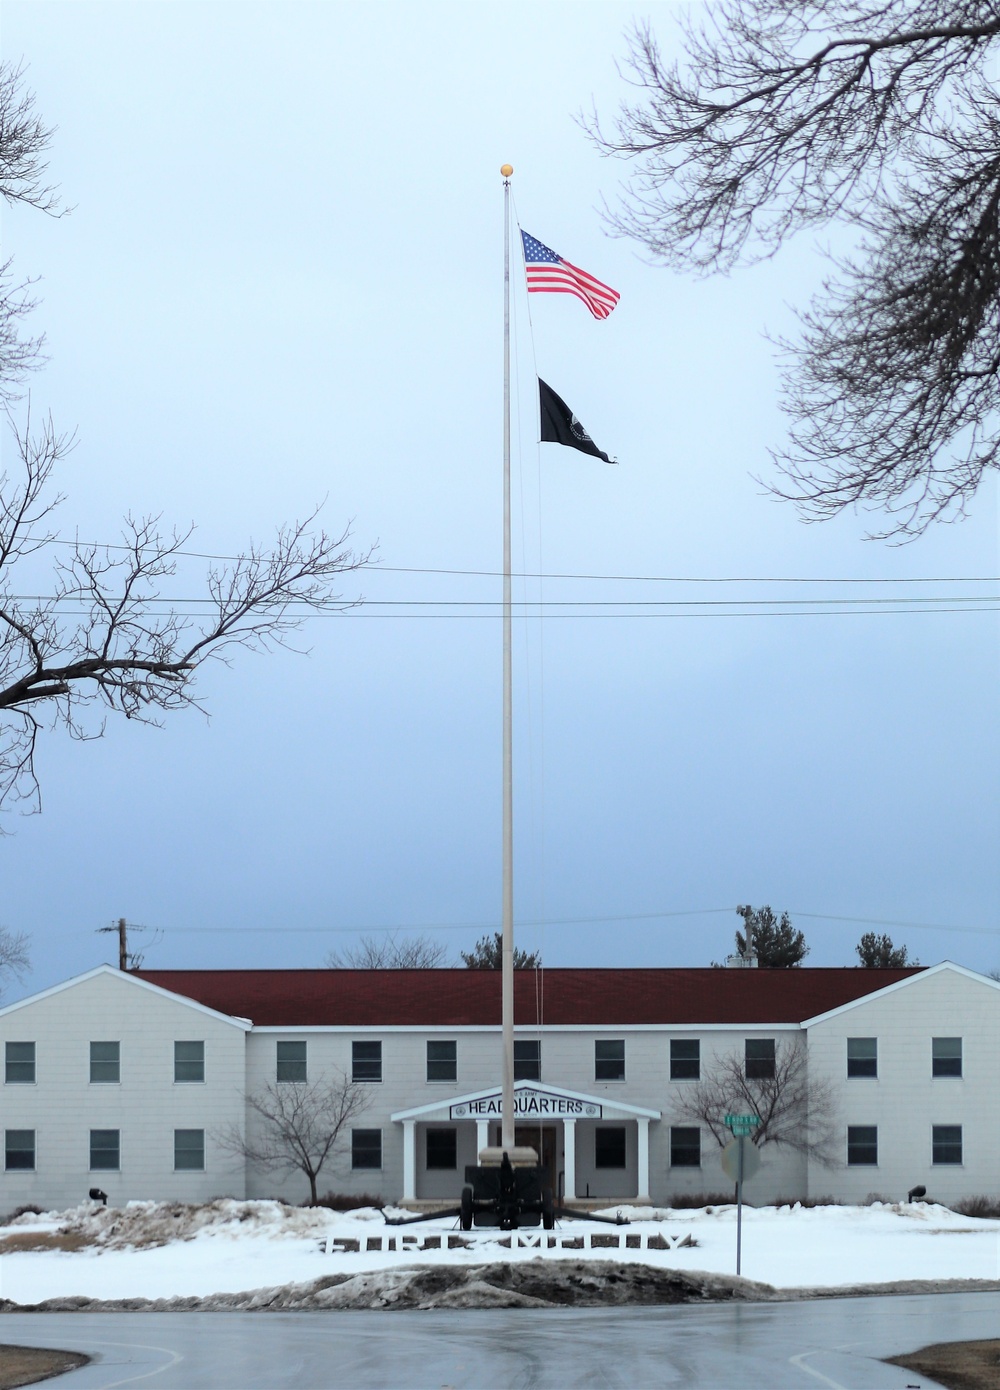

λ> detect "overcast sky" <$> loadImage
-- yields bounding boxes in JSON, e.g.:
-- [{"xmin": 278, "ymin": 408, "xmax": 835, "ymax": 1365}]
[{"xmin": 2, "ymin": 1, "xmax": 998, "ymax": 996}]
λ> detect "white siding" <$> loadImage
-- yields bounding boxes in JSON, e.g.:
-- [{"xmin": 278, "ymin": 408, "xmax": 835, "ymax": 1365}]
[
  {"xmin": 806, "ymin": 969, "xmax": 1000, "ymax": 1205},
  {"xmin": 0, "ymin": 970, "xmax": 246, "ymax": 1210}
]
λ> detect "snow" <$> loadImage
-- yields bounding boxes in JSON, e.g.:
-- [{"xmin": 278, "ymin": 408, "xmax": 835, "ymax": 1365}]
[{"xmin": 0, "ymin": 1198, "xmax": 997, "ymax": 1305}]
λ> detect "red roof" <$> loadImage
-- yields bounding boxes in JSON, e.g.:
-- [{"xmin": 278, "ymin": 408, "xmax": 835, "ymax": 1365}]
[{"xmin": 134, "ymin": 967, "xmax": 922, "ymax": 1028}]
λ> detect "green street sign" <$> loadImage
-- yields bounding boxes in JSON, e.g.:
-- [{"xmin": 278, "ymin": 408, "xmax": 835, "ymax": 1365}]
[{"xmin": 724, "ymin": 1113, "xmax": 761, "ymax": 1136}]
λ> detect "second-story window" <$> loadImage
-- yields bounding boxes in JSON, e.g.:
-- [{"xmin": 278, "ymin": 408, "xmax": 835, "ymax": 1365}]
[
  {"xmin": 5, "ymin": 1041, "xmax": 35, "ymax": 1084},
  {"xmin": 744, "ymin": 1039, "xmax": 775, "ymax": 1080},
  {"xmin": 595, "ymin": 1040, "xmax": 625, "ymax": 1081},
  {"xmin": 276, "ymin": 1041, "xmax": 307, "ymax": 1082},
  {"xmin": 670, "ymin": 1039, "xmax": 700, "ymax": 1080},
  {"xmin": 174, "ymin": 1041, "xmax": 205, "ymax": 1083},
  {"xmin": 932, "ymin": 1037, "xmax": 962, "ymax": 1078},
  {"xmin": 426, "ymin": 1040, "xmax": 456, "ymax": 1083},
  {"xmin": 352, "ymin": 1040, "xmax": 382, "ymax": 1083},
  {"xmin": 513, "ymin": 1040, "xmax": 541, "ymax": 1081},
  {"xmin": 847, "ymin": 1038, "xmax": 878, "ymax": 1078},
  {"xmin": 90, "ymin": 1041, "xmax": 120, "ymax": 1084}
]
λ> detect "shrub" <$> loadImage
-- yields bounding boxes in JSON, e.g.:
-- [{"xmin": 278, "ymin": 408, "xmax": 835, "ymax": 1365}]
[
  {"xmin": 773, "ymin": 1195, "xmax": 836, "ymax": 1209},
  {"xmin": 312, "ymin": 1192, "xmax": 384, "ymax": 1211},
  {"xmin": 0, "ymin": 1203, "xmax": 44, "ymax": 1224},
  {"xmin": 953, "ymin": 1195, "xmax": 1000, "ymax": 1220},
  {"xmin": 666, "ymin": 1192, "xmax": 735, "ymax": 1209}
]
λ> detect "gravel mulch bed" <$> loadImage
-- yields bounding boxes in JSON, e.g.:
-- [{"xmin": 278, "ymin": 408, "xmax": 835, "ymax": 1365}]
[
  {"xmin": 0, "ymin": 1345, "xmax": 89, "ymax": 1389},
  {"xmin": 888, "ymin": 1338, "xmax": 1000, "ymax": 1390}
]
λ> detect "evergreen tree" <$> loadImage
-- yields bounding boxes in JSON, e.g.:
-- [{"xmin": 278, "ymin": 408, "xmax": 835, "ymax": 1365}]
[
  {"xmin": 461, "ymin": 932, "xmax": 540, "ymax": 970},
  {"xmin": 735, "ymin": 905, "xmax": 808, "ymax": 968},
  {"xmin": 855, "ymin": 932, "xmax": 915, "ymax": 968}
]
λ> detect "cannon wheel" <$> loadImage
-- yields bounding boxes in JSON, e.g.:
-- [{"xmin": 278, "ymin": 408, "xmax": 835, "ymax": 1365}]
[{"xmin": 460, "ymin": 1184, "xmax": 474, "ymax": 1231}]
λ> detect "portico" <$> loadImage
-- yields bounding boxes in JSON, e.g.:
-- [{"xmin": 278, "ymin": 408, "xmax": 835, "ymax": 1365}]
[{"xmin": 392, "ymin": 1080, "xmax": 660, "ymax": 1206}]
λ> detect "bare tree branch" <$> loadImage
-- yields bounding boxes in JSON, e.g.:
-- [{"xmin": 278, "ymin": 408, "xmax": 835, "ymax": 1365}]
[
  {"xmin": 0, "ymin": 413, "xmax": 373, "ymax": 816},
  {"xmin": 0, "ymin": 923, "xmax": 29, "ymax": 1000},
  {"xmin": 216, "ymin": 1073, "xmax": 371, "ymax": 1206},
  {"xmin": 327, "ymin": 932, "xmax": 449, "ymax": 969},
  {"xmin": 588, "ymin": 3, "xmax": 1000, "ymax": 537},
  {"xmin": 672, "ymin": 1040, "xmax": 838, "ymax": 1163},
  {"xmin": 0, "ymin": 63, "xmax": 62, "ymax": 216},
  {"xmin": 0, "ymin": 62, "xmax": 375, "ymax": 815}
]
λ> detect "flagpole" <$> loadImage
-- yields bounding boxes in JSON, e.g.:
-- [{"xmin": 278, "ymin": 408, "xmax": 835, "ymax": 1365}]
[{"xmin": 500, "ymin": 162, "xmax": 515, "ymax": 1155}]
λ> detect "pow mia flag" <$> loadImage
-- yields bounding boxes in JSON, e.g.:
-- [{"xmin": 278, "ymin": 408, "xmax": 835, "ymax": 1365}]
[{"xmin": 538, "ymin": 378, "xmax": 613, "ymax": 464}]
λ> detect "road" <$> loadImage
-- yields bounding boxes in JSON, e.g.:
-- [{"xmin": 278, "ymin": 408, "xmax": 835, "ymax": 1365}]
[{"xmin": 3, "ymin": 1292, "xmax": 995, "ymax": 1388}]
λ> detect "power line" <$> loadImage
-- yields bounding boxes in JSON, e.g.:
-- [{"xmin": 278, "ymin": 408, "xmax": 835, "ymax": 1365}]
[
  {"xmin": 23, "ymin": 536, "xmax": 1000, "ymax": 586},
  {"xmin": 152, "ymin": 906, "xmax": 994, "ymax": 938}
]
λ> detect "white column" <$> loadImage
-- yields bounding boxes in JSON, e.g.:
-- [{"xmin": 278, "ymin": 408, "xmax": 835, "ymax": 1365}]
[
  {"xmin": 563, "ymin": 1118, "xmax": 576, "ymax": 1201},
  {"xmin": 476, "ymin": 1119, "xmax": 489, "ymax": 1158},
  {"xmin": 402, "ymin": 1121, "xmax": 416, "ymax": 1202},
  {"xmin": 636, "ymin": 1117, "xmax": 650, "ymax": 1201}
]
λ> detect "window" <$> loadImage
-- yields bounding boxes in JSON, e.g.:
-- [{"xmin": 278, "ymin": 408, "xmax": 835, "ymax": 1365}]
[
  {"xmin": 670, "ymin": 1126, "xmax": 701, "ymax": 1167},
  {"xmin": 932, "ymin": 1125, "xmax": 963, "ymax": 1165},
  {"xmin": 513, "ymin": 1040, "xmax": 540, "ymax": 1081},
  {"xmin": 174, "ymin": 1041, "xmax": 205, "ymax": 1083},
  {"xmin": 5, "ymin": 1041, "xmax": 34, "ymax": 1084},
  {"xmin": 595, "ymin": 1040, "xmax": 625, "ymax": 1081},
  {"xmin": 90, "ymin": 1041, "xmax": 120, "ymax": 1084},
  {"xmin": 670, "ymin": 1039, "xmax": 700, "ymax": 1081},
  {"xmin": 932, "ymin": 1037, "xmax": 962, "ymax": 1078},
  {"xmin": 745, "ymin": 1039, "xmax": 776, "ymax": 1080},
  {"xmin": 426, "ymin": 1128, "xmax": 457, "ymax": 1170},
  {"xmin": 352, "ymin": 1128, "xmax": 382, "ymax": 1170},
  {"xmin": 174, "ymin": 1129, "xmax": 205, "ymax": 1171},
  {"xmin": 847, "ymin": 1038, "xmax": 878, "ymax": 1078},
  {"xmin": 426, "ymin": 1040, "xmax": 457, "ymax": 1083},
  {"xmin": 595, "ymin": 1126, "xmax": 627, "ymax": 1168},
  {"xmin": 276, "ymin": 1041, "xmax": 307, "ymax": 1082},
  {"xmin": 847, "ymin": 1126, "xmax": 878, "ymax": 1166},
  {"xmin": 5, "ymin": 1129, "xmax": 35, "ymax": 1171},
  {"xmin": 90, "ymin": 1129, "xmax": 120, "ymax": 1171},
  {"xmin": 352, "ymin": 1040, "xmax": 382, "ymax": 1083}
]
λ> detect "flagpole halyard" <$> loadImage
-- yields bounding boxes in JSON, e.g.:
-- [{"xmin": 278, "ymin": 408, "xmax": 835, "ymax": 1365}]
[{"xmin": 500, "ymin": 163, "xmax": 515, "ymax": 1154}]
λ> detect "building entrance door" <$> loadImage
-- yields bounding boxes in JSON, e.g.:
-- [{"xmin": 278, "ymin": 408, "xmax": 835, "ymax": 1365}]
[
  {"xmin": 515, "ymin": 1125, "xmax": 557, "ymax": 1195},
  {"xmin": 488, "ymin": 1124, "xmax": 559, "ymax": 1194}
]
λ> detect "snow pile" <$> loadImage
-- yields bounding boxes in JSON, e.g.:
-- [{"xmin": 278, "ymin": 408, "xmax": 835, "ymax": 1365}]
[
  {"xmin": 2, "ymin": 1198, "xmax": 409, "ymax": 1250},
  {"xmin": 1, "ymin": 1198, "xmax": 998, "ymax": 1306}
]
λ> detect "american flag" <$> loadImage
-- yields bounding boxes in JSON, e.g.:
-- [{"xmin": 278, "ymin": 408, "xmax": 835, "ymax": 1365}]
[{"xmin": 520, "ymin": 229, "xmax": 620, "ymax": 320}]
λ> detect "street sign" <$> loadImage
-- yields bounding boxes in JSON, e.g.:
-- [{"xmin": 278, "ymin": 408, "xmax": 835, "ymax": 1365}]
[
  {"xmin": 721, "ymin": 1137, "xmax": 761, "ymax": 1182},
  {"xmin": 724, "ymin": 1113, "xmax": 761, "ymax": 1137},
  {"xmin": 720, "ymin": 1120, "xmax": 761, "ymax": 1279}
]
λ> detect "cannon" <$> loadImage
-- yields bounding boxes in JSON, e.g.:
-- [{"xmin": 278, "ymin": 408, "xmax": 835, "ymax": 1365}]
[{"xmin": 459, "ymin": 1148, "xmax": 555, "ymax": 1231}]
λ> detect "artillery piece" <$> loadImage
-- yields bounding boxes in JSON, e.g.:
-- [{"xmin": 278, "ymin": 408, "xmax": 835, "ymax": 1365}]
[{"xmin": 459, "ymin": 1146, "xmax": 555, "ymax": 1231}]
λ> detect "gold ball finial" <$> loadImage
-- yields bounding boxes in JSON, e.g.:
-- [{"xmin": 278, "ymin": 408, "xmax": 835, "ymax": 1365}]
[{"xmin": 500, "ymin": 163, "xmax": 513, "ymax": 179}]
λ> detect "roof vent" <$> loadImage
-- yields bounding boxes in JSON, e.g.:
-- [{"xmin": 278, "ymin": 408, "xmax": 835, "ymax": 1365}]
[{"xmin": 725, "ymin": 954, "xmax": 758, "ymax": 968}]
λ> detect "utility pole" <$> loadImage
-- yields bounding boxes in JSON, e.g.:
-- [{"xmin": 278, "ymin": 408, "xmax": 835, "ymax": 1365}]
[{"xmin": 97, "ymin": 918, "xmax": 129, "ymax": 970}]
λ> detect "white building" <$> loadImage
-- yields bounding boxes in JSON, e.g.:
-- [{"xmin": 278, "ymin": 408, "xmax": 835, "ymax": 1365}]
[{"xmin": 1, "ymin": 961, "xmax": 996, "ymax": 1211}]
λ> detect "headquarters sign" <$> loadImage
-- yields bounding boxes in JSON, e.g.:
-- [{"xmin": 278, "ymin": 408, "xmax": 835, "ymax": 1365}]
[{"xmin": 450, "ymin": 1089, "xmax": 601, "ymax": 1120}]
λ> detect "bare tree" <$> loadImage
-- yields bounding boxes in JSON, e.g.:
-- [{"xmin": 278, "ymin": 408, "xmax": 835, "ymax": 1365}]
[
  {"xmin": 856, "ymin": 932, "xmax": 916, "ymax": 967},
  {"xmin": 0, "ymin": 433, "xmax": 372, "ymax": 814},
  {"xmin": 0, "ymin": 923, "xmax": 29, "ymax": 1000},
  {"xmin": 460, "ymin": 931, "xmax": 541, "ymax": 969},
  {"xmin": 672, "ymin": 1040, "xmax": 837, "ymax": 1162},
  {"xmin": 217, "ymin": 1073, "xmax": 370, "ymax": 1206},
  {"xmin": 0, "ymin": 64, "xmax": 373, "ymax": 814},
  {"xmin": 327, "ymin": 932, "xmax": 448, "ymax": 969},
  {"xmin": 588, "ymin": 4, "xmax": 1000, "ymax": 537},
  {"xmin": 0, "ymin": 63, "xmax": 63, "ymax": 403}
]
